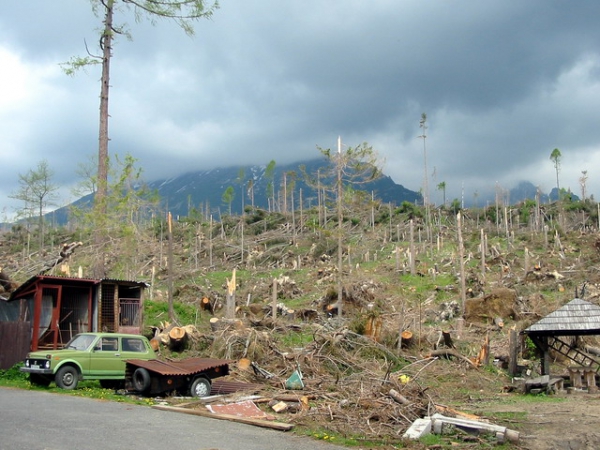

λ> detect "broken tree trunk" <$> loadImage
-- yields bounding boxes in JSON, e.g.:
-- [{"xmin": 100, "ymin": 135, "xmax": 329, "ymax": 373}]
[
  {"xmin": 473, "ymin": 334, "xmax": 490, "ymax": 366},
  {"xmin": 365, "ymin": 316, "xmax": 383, "ymax": 342},
  {"xmin": 441, "ymin": 330, "xmax": 454, "ymax": 348},
  {"xmin": 36, "ymin": 242, "xmax": 83, "ymax": 276},
  {"xmin": 226, "ymin": 269, "xmax": 236, "ymax": 320}
]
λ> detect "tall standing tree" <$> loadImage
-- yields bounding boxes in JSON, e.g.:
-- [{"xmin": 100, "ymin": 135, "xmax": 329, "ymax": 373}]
[
  {"xmin": 264, "ymin": 160, "xmax": 277, "ymax": 211},
  {"xmin": 63, "ymin": 0, "xmax": 218, "ymax": 277},
  {"xmin": 237, "ymin": 168, "xmax": 246, "ymax": 213},
  {"xmin": 311, "ymin": 138, "xmax": 382, "ymax": 318},
  {"xmin": 419, "ymin": 113, "xmax": 432, "ymax": 241},
  {"xmin": 550, "ymin": 148, "xmax": 562, "ymax": 199},
  {"xmin": 436, "ymin": 181, "xmax": 447, "ymax": 207},
  {"xmin": 10, "ymin": 160, "xmax": 59, "ymax": 251},
  {"xmin": 580, "ymin": 170, "xmax": 588, "ymax": 201},
  {"xmin": 222, "ymin": 186, "xmax": 235, "ymax": 215}
]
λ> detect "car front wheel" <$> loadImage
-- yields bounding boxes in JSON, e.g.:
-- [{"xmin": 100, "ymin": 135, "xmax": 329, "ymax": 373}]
[{"xmin": 55, "ymin": 366, "xmax": 79, "ymax": 390}]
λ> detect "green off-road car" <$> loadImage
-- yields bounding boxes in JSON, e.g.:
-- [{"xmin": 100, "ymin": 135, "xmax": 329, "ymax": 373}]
[{"xmin": 20, "ymin": 332, "xmax": 156, "ymax": 390}]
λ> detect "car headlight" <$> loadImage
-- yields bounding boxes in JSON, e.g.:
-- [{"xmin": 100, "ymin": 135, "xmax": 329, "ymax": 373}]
[
  {"xmin": 45, "ymin": 361, "xmax": 51, "ymax": 369},
  {"xmin": 25, "ymin": 360, "xmax": 30, "ymax": 367}
]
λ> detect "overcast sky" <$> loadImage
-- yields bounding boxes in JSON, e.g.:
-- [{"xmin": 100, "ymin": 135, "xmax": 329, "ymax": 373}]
[{"xmin": 2, "ymin": 1, "xmax": 600, "ymax": 219}]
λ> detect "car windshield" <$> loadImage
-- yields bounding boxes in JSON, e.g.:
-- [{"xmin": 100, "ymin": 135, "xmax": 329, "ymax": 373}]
[{"xmin": 65, "ymin": 334, "xmax": 96, "ymax": 350}]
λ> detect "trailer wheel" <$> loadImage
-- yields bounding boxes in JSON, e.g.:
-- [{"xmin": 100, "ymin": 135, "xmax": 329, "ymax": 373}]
[
  {"xmin": 132, "ymin": 368, "xmax": 151, "ymax": 393},
  {"xmin": 190, "ymin": 377, "xmax": 211, "ymax": 398}
]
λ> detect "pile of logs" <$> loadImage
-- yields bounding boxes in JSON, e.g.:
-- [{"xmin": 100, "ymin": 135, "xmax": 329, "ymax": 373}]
[{"xmin": 151, "ymin": 322, "xmax": 201, "ymax": 351}]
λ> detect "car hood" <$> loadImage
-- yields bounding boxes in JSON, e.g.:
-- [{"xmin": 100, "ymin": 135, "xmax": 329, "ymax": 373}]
[{"xmin": 26, "ymin": 349, "xmax": 89, "ymax": 359}]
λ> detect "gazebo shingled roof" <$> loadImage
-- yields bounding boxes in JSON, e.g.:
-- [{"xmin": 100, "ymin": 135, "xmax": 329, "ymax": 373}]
[{"xmin": 523, "ymin": 298, "xmax": 600, "ymax": 337}]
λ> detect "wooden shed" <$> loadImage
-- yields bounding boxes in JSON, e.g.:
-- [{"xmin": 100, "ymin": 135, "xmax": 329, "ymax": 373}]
[
  {"xmin": 0, "ymin": 275, "xmax": 148, "ymax": 356},
  {"xmin": 522, "ymin": 298, "xmax": 600, "ymax": 377}
]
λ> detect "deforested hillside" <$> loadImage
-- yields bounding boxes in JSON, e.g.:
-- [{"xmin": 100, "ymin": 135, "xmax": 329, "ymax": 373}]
[{"xmin": 2, "ymin": 197, "xmax": 600, "ymax": 449}]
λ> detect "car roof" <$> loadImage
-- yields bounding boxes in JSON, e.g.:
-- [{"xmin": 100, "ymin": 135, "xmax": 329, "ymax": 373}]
[{"xmin": 76, "ymin": 332, "xmax": 146, "ymax": 339}]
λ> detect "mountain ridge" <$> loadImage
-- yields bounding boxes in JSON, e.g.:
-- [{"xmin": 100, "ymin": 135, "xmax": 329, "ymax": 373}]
[{"xmin": 5, "ymin": 160, "xmax": 580, "ymax": 227}]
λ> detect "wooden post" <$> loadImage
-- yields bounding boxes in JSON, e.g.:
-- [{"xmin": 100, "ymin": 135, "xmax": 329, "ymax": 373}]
[
  {"xmin": 167, "ymin": 212, "xmax": 174, "ymax": 322},
  {"xmin": 409, "ymin": 219, "xmax": 416, "ymax": 275},
  {"xmin": 480, "ymin": 228, "xmax": 486, "ymax": 281},
  {"xmin": 509, "ymin": 329, "xmax": 518, "ymax": 377},
  {"xmin": 457, "ymin": 212, "xmax": 466, "ymax": 315},
  {"xmin": 271, "ymin": 278, "xmax": 278, "ymax": 322}
]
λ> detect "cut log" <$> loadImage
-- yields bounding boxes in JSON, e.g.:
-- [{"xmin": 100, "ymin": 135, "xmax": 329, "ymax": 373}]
[
  {"xmin": 271, "ymin": 401, "xmax": 288, "ymax": 413},
  {"xmin": 168, "ymin": 326, "xmax": 187, "ymax": 350},
  {"xmin": 434, "ymin": 404, "xmax": 483, "ymax": 421},
  {"xmin": 149, "ymin": 338, "xmax": 160, "ymax": 352},
  {"xmin": 182, "ymin": 324, "xmax": 199, "ymax": 337},
  {"xmin": 200, "ymin": 297, "xmax": 214, "ymax": 314},
  {"xmin": 389, "ymin": 389, "xmax": 411, "ymax": 406},
  {"xmin": 210, "ymin": 317, "xmax": 244, "ymax": 332},
  {"xmin": 158, "ymin": 332, "xmax": 170, "ymax": 345},
  {"xmin": 209, "ymin": 317, "xmax": 220, "ymax": 332}
]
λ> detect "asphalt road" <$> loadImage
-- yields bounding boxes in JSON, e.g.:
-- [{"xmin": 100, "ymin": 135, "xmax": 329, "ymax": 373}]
[{"xmin": 0, "ymin": 387, "xmax": 346, "ymax": 450}]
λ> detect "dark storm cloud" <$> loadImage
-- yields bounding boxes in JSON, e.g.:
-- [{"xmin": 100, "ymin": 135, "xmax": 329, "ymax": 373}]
[{"xmin": 2, "ymin": 0, "xmax": 600, "ymax": 217}]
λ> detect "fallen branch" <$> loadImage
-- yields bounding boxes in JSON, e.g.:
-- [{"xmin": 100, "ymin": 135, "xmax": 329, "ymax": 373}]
[
  {"xmin": 152, "ymin": 405, "xmax": 294, "ymax": 431},
  {"xmin": 426, "ymin": 349, "xmax": 479, "ymax": 369}
]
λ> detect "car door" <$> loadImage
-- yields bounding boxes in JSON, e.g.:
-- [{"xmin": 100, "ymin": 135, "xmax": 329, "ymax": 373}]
[{"xmin": 88, "ymin": 336, "xmax": 125, "ymax": 377}]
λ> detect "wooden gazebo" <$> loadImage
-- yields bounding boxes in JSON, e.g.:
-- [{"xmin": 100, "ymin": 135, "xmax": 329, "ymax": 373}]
[{"xmin": 523, "ymin": 298, "xmax": 600, "ymax": 378}]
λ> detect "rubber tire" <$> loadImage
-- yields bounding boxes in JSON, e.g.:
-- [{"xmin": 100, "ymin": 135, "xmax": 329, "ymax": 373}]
[
  {"xmin": 29, "ymin": 374, "xmax": 51, "ymax": 387},
  {"xmin": 190, "ymin": 377, "xmax": 211, "ymax": 398},
  {"xmin": 132, "ymin": 368, "xmax": 151, "ymax": 393},
  {"xmin": 55, "ymin": 366, "xmax": 79, "ymax": 390}
]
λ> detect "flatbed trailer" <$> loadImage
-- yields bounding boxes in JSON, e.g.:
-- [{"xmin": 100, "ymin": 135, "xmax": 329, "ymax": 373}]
[{"xmin": 125, "ymin": 357, "xmax": 232, "ymax": 397}]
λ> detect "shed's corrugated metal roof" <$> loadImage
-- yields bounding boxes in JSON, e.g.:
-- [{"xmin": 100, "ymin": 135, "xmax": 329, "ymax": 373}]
[
  {"xmin": 9, "ymin": 275, "xmax": 148, "ymax": 300},
  {"xmin": 126, "ymin": 357, "xmax": 231, "ymax": 376},
  {"xmin": 524, "ymin": 298, "xmax": 600, "ymax": 334}
]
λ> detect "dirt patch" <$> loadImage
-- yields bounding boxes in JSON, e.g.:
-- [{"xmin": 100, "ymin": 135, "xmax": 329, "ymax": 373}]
[{"xmin": 471, "ymin": 393, "xmax": 600, "ymax": 450}]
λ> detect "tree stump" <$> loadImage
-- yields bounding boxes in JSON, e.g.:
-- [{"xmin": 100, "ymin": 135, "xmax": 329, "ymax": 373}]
[{"xmin": 401, "ymin": 330, "xmax": 414, "ymax": 348}]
